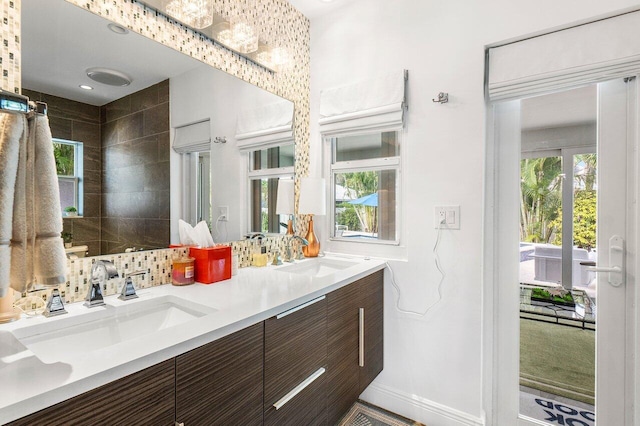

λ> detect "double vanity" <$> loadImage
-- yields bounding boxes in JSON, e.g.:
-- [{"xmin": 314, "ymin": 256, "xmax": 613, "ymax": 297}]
[{"xmin": 0, "ymin": 255, "xmax": 385, "ymax": 425}]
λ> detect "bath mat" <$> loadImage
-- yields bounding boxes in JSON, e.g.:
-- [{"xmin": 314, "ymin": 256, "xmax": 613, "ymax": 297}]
[
  {"xmin": 338, "ymin": 401, "xmax": 424, "ymax": 426},
  {"xmin": 520, "ymin": 392, "xmax": 594, "ymax": 426}
]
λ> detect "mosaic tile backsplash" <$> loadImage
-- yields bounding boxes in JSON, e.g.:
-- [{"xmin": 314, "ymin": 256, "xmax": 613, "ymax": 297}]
[
  {"xmin": 17, "ymin": 235, "xmax": 303, "ymax": 306},
  {"xmin": 0, "ymin": 0, "xmax": 20, "ymax": 94}
]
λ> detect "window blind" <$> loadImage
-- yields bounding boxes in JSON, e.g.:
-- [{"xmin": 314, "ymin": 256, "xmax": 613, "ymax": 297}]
[
  {"xmin": 319, "ymin": 70, "xmax": 407, "ymax": 136},
  {"xmin": 488, "ymin": 10, "xmax": 640, "ymax": 101},
  {"xmin": 172, "ymin": 119, "xmax": 211, "ymax": 153},
  {"xmin": 236, "ymin": 101, "xmax": 294, "ymax": 151}
]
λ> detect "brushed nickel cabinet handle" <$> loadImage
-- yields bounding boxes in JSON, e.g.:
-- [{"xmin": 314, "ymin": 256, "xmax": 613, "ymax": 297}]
[
  {"xmin": 359, "ymin": 307, "xmax": 365, "ymax": 367},
  {"xmin": 276, "ymin": 295, "xmax": 326, "ymax": 319},
  {"xmin": 273, "ymin": 367, "xmax": 326, "ymax": 410}
]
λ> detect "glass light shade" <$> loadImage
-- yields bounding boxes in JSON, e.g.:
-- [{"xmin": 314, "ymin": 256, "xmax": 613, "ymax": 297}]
[
  {"xmin": 270, "ymin": 46, "xmax": 289, "ymax": 66},
  {"xmin": 299, "ymin": 177, "xmax": 326, "ymax": 216},
  {"xmin": 166, "ymin": 0, "xmax": 213, "ymax": 29},
  {"xmin": 211, "ymin": 21, "xmax": 235, "ymax": 48},
  {"xmin": 276, "ymin": 179, "xmax": 295, "ymax": 215},
  {"xmin": 230, "ymin": 18, "xmax": 259, "ymax": 54}
]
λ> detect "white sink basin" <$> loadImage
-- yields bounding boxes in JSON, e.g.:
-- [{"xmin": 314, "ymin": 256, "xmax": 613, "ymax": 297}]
[
  {"xmin": 276, "ymin": 258, "xmax": 359, "ymax": 277},
  {"xmin": 12, "ymin": 295, "xmax": 215, "ymax": 363}
]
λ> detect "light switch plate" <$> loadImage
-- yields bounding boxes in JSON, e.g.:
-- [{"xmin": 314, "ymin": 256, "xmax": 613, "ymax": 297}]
[
  {"xmin": 219, "ymin": 206, "xmax": 229, "ymax": 221},
  {"xmin": 434, "ymin": 205, "xmax": 460, "ymax": 229}
]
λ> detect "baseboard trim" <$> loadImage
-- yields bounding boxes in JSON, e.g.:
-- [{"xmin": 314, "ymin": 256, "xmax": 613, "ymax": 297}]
[{"xmin": 361, "ymin": 383, "xmax": 484, "ymax": 426}]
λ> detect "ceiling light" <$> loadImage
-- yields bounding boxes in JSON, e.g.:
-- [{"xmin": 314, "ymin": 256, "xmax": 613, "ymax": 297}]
[
  {"xmin": 86, "ymin": 68, "xmax": 132, "ymax": 87},
  {"xmin": 79, "ymin": 85, "xmax": 93, "ymax": 90},
  {"xmin": 166, "ymin": 0, "xmax": 213, "ymax": 29},
  {"xmin": 107, "ymin": 23, "xmax": 129, "ymax": 35}
]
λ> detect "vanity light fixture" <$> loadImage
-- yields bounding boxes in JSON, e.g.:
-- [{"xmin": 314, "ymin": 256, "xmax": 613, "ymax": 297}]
[
  {"xmin": 230, "ymin": 19, "xmax": 259, "ymax": 54},
  {"xmin": 79, "ymin": 84, "xmax": 93, "ymax": 90},
  {"xmin": 140, "ymin": 0, "xmax": 280, "ymax": 71},
  {"xmin": 165, "ymin": 0, "xmax": 214, "ymax": 30}
]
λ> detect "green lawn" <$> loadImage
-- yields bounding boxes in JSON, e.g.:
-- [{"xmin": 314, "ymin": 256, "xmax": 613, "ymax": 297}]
[{"xmin": 520, "ymin": 319, "xmax": 595, "ymax": 405}]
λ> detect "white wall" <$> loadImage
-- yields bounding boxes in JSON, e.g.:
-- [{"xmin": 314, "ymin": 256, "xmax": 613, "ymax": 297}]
[
  {"xmin": 308, "ymin": 1, "xmax": 639, "ymax": 424},
  {"xmin": 170, "ymin": 64, "xmax": 291, "ymax": 243}
]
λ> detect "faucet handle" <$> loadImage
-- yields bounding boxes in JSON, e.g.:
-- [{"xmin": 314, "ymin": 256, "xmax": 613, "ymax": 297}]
[
  {"xmin": 85, "ymin": 260, "xmax": 117, "ymax": 308},
  {"xmin": 125, "ymin": 270, "xmax": 147, "ymax": 279},
  {"xmin": 296, "ymin": 245, "xmax": 306, "ymax": 260},
  {"xmin": 119, "ymin": 270, "xmax": 146, "ymax": 301},
  {"xmin": 43, "ymin": 288, "xmax": 67, "ymax": 317},
  {"xmin": 272, "ymin": 251, "xmax": 283, "ymax": 266}
]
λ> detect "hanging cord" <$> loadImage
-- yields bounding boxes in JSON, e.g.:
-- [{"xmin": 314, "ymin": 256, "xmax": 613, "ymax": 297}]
[
  {"xmin": 388, "ymin": 218, "xmax": 447, "ymax": 316},
  {"xmin": 13, "ymin": 295, "xmax": 46, "ymax": 317}
]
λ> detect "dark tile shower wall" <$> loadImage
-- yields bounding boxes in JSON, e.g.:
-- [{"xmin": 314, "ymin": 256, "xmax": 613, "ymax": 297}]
[
  {"xmin": 23, "ymin": 89, "xmax": 102, "ymax": 256},
  {"xmin": 101, "ymin": 80, "xmax": 171, "ymax": 254}
]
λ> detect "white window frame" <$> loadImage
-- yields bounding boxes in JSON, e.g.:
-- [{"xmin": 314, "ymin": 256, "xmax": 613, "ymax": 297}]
[
  {"xmin": 54, "ymin": 138, "xmax": 83, "ymax": 216},
  {"xmin": 246, "ymin": 144, "xmax": 295, "ymax": 235},
  {"xmin": 325, "ymin": 127, "xmax": 403, "ymax": 247}
]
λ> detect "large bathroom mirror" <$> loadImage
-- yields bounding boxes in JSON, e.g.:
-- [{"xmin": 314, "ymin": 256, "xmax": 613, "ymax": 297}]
[{"xmin": 21, "ymin": 0, "xmax": 295, "ymax": 256}]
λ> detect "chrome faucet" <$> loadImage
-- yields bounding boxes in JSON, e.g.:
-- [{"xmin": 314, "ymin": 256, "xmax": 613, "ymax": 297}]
[
  {"xmin": 119, "ymin": 270, "xmax": 146, "ymax": 301},
  {"xmin": 85, "ymin": 260, "xmax": 119, "ymax": 308},
  {"xmin": 286, "ymin": 235, "xmax": 309, "ymax": 262}
]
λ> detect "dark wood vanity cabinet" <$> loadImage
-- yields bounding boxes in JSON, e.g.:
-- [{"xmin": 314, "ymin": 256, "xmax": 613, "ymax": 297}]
[
  {"xmin": 7, "ymin": 359, "xmax": 176, "ymax": 426},
  {"xmin": 358, "ymin": 270, "xmax": 384, "ymax": 392},
  {"xmin": 8, "ymin": 270, "xmax": 384, "ymax": 426},
  {"xmin": 326, "ymin": 270, "xmax": 384, "ymax": 425},
  {"xmin": 264, "ymin": 295, "xmax": 328, "ymax": 426},
  {"xmin": 175, "ymin": 322, "xmax": 264, "ymax": 426}
]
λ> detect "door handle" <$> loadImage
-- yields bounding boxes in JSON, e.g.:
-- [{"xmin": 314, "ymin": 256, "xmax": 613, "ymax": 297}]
[
  {"xmin": 587, "ymin": 235, "xmax": 624, "ymax": 287},
  {"xmin": 359, "ymin": 308, "xmax": 365, "ymax": 367}
]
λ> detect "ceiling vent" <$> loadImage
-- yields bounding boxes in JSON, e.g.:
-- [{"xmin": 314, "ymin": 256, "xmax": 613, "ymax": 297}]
[{"xmin": 86, "ymin": 67, "xmax": 132, "ymax": 87}]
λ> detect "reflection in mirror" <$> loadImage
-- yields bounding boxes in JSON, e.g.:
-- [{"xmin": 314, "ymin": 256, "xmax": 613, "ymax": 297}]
[
  {"xmin": 198, "ymin": 152, "xmax": 212, "ymax": 226},
  {"xmin": 21, "ymin": 0, "xmax": 294, "ymax": 256},
  {"xmin": 249, "ymin": 145, "xmax": 295, "ymax": 233}
]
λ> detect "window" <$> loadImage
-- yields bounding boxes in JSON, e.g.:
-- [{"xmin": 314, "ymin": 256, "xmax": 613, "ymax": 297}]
[
  {"xmin": 248, "ymin": 144, "xmax": 294, "ymax": 234},
  {"xmin": 329, "ymin": 130, "xmax": 400, "ymax": 243},
  {"xmin": 53, "ymin": 138, "xmax": 83, "ymax": 215}
]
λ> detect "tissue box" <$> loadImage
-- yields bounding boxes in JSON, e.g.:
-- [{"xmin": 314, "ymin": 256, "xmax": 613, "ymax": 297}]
[{"xmin": 189, "ymin": 246, "xmax": 232, "ymax": 284}]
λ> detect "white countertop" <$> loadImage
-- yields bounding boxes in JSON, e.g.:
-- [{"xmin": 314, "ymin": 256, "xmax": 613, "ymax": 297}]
[{"xmin": 0, "ymin": 255, "xmax": 386, "ymax": 424}]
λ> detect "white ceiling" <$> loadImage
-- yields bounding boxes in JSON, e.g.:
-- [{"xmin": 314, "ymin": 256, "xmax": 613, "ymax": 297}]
[
  {"xmin": 287, "ymin": 0, "xmax": 362, "ymax": 19},
  {"xmin": 22, "ymin": 0, "xmax": 205, "ymax": 106}
]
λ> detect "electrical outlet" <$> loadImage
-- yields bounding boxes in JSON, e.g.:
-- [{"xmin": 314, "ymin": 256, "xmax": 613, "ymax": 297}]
[
  {"xmin": 434, "ymin": 205, "xmax": 460, "ymax": 229},
  {"xmin": 219, "ymin": 206, "xmax": 229, "ymax": 221}
]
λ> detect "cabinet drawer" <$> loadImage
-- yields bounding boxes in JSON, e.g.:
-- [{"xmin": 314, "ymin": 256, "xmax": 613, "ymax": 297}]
[
  {"xmin": 264, "ymin": 366, "xmax": 327, "ymax": 426},
  {"xmin": 264, "ymin": 295, "xmax": 327, "ymax": 416},
  {"xmin": 175, "ymin": 322, "xmax": 263, "ymax": 426},
  {"xmin": 8, "ymin": 359, "xmax": 175, "ymax": 426}
]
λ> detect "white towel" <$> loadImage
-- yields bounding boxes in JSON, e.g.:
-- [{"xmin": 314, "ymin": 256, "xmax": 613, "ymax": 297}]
[
  {"xmin": 0, "ymin": 112, "xmax": 67, "ymax": 295},
  {"xmin": 0, "ymin": 113, "xmax": 26, "ymax": 297},
  {"xmin": 10, "ymin": 109, "xmax": 30, "ymax": 294},
  {"xmin": 30, "ymin": 115, "xmax": 66, "ymax": 287}
]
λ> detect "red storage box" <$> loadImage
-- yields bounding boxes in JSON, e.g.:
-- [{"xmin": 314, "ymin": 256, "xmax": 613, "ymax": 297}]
[{"xmin": 189, "ymin": 245, "xmax": 232, "ymax": 284}]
